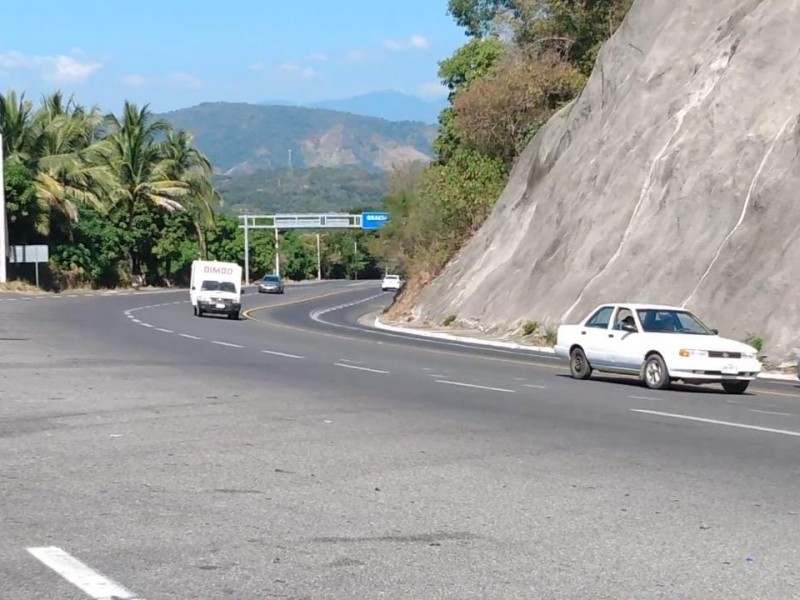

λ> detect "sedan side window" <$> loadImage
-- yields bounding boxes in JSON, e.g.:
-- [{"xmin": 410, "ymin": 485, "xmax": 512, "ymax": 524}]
[
  {"xmin": 614, "ymin": 308, "xmax": 637, "ymax": 331},
  {"xmin": 586, "ymin": 306, "xmax": 614, "ymax": 329}
]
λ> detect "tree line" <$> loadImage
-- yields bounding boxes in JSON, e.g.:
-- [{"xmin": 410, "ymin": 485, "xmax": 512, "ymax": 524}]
[
  {"xmin": 368, "ymin": 0, "xmax": 633, "ymax": 301},
  {"xmin": 1, "ymin": 90, "xmax": 381, "ymax": 289}
]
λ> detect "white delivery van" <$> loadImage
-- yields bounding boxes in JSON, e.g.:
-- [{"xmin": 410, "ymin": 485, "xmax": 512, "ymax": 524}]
[{"xmin": 190, "ymin": 260, "xmax": 244, "ymax": 320}]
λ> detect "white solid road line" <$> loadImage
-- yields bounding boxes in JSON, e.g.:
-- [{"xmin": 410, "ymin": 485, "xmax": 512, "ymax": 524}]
[
  {"xmin": 27, "ymin": 546, "xmax": 142, "ymax": 600},
  {"xmin": 524, "ymin": 384, "xmax": 548, "ymax": 390},
  {"xmin": 212, "ymin": 341, "xmax": 243, "ymax": 348},
  {"xmin": 435, "ymin": 380, "xmax": 516, "ymax": 394},
  {"xmin": 334, "ymin": 362, "xmax": 390, "ymax": 374},
  {"xmin": 179, "ymin": 333, "xmax": 202, "ymax": 340},
  {"xmin": 262, "ymin": 349, "xmax": 305, "ymax": 359},
  {"xmin": 628, "ymin": 395, "xmax": 659, "ymax": 401},
  {"xmin": 631, "ymin": 409, "xmax": 800, "ymax": 437}
]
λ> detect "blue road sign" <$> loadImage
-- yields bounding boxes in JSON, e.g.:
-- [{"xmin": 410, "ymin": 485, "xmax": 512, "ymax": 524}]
[{"xmin": 361, "ymin": 211, "xmax": 389, "ymax": 230}]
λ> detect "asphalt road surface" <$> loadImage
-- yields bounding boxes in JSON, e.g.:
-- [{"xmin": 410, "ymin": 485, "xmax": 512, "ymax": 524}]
[{"xmin": 2, "ymin": 281, "xmax": 800, "ymax": 599}]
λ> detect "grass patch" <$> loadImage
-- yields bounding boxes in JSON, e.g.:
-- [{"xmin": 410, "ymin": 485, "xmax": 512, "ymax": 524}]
[
  {"xmin": 744, "ymin": 334, "xmax": 764, "ymax": 353},
  {"xmin": 522, "ymin": 320, "xmax": 539, "ymax": 336},
  {"xmin": 443, "ymin": 314, "xmax": 457, "ymax": 327},
  {"xmin": 0, "ymin": 280, "xmax": 48, "ymax": 294}
]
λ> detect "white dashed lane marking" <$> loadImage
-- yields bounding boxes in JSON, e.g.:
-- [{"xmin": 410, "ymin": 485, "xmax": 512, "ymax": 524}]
[
  {"xmin": 334, "ymin": 363, "xmax": 390, "ymax": 374},
  {"xmin": 27, "ymin": 546, "xmax": 142, "ymax": 600},
  {"xmin": 435, "ymin": 380, "xmax": 516, "ymax": 394},
  {"xmin": 212, "ymin": 341, "xmax": 243, "ymax": 348},
  {"xmin": 263, "ymin": 350, "xmax": 305, "ymax": 359}
]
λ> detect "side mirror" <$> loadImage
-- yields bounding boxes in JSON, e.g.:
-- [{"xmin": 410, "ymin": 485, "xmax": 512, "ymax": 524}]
[
  {"xmin": 241, "ymin": 288, "xmax": 246, "ymax": 294},
  {"xmin": 622, "ymin": 323, "xmax": 637, "ymax": 333},
  {"xmin": 191, "ymin": 286, "xmax": 195, "ymax": 290},
  {"xmin": 711, "ymin": 328, "xmax": 718, "ymax": 335}
]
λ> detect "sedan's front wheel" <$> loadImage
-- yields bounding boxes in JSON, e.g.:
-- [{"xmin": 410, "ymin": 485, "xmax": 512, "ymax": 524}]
[
  {"xmin": 721, "ymin": 380, "xmax": 749, "ymax": 394},
  {"xmin": 569, "ymin": 347, "xmax": 592, "ymax": 380},
  {"xmin": 643, "ymin": 353, "xmax": 670, "ymax": 390}
]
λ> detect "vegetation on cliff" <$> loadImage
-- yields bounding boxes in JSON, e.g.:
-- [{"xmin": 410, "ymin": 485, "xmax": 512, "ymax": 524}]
[{"xmin": 370, "ymin": 0, "xmax": 633, "ymax": 297}]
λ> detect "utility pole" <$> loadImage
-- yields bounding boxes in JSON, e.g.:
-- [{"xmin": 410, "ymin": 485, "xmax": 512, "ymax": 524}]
[
  {"xmin": 0, "ymin": 133, "xmax": 7, "ymax": 283},
  {"xmin": 288, "ymin": 149, "xmax": 293, "ymax": 172}
]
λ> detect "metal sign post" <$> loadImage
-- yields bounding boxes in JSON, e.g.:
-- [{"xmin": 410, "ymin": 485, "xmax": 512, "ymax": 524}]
[
  {"xmin": 9, "ymin": 245, "xmax": 49, "ymax": 288},
  {"xmin": 274, "ymin": 226, "xmax": 280, "ymax": 278},
  {"xmin": 0, "ymin": 134, "xmax": 7, "ymax": 283},
  {"xmin": 316, "ymin": 233, "xmax": 321, "ymax": 281}
]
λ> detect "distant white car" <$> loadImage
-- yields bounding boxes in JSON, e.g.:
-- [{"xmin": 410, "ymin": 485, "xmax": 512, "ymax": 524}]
[
  {"xmin": 554, "ymin": 303, "xmax": 762, "ymax": 394},
  {"xmin": 381, "ymin": 274, "xmax": 402, "ymax": 292}
]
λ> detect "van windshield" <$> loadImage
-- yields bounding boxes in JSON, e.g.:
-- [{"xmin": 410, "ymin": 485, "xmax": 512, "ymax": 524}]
[{"xmin": 201, "ymin": 280, "xmax": 237, "ymax": 293}]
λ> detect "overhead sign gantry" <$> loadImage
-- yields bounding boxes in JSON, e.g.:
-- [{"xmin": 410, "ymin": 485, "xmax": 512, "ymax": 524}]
[{"xmin": 237, "ymin": 211, "xmax": 389, "ymax": 282}]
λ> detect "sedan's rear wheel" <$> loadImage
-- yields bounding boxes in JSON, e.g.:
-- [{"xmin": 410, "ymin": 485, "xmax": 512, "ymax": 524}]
[
  {"xmin": 643, "ymin": 354, "xmax": 670, "ymax": 390},
  {"xmin": 569, "ymin": 347, "xmax": 592, "ymax": 380}
]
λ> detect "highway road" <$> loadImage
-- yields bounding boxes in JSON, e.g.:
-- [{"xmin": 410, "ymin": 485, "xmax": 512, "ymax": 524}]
[{"xmin": 2, "ymin": 280, "xmax": 800, "ymax": 599}]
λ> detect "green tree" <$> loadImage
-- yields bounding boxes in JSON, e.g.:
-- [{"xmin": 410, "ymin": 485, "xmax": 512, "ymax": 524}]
[
  {"xmin": 447, "ymin": 0, "xmax": 516, "ymax": 38},
  {"xmin": 4, "ymin": 163, "xmax": 45, "ymax": 242},
  {"xmin": 434, "ymin": 38, "xmax": 507, "ymax": 163}
]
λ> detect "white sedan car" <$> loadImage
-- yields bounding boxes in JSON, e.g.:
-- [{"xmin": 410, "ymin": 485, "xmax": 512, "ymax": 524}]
[
  {"xmin": 554, "ymin": 303, "xmax": 762, "ymax": 394},
  {"xmin": 381, "ymin": 274, "xmax": 403, "ymax": 292}
]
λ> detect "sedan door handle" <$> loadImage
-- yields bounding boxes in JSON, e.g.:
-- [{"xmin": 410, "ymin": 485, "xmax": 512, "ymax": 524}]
[
  {"xmin": 581, "ymin": 331, "xmax": 587, "ymax": 335},
  {"xmin": 608, "ymin": 334, "xmax": 614, "ymax": 338}
]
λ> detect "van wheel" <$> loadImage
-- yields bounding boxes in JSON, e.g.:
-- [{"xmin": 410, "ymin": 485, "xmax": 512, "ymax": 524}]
[
  {"xmin": 197, "ymin": 308, "xmax": 203, "ymax": 318},
  {"xmin": 569, "ymin": 347, "xmax": 592, "ymax": 380},
  {"xmin": 228, "ymin": 310, "xmax": 240, "ymax": 320},
  {"xmin": 643, "ymin": 354, "xmax": 670, "ymax": 390},
  {"xmin": 193, "ymin": 305, "xmax": 197, "ymax": 316}
]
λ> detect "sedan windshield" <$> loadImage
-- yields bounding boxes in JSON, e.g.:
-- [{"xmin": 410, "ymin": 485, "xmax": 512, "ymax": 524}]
[
  {"xmin": 262, "ymin": 276, "xmax": 280, "ymax": 282},
  {"xmin": 636, "ymin": 309, "xmax": 713, "ymax": 335}
]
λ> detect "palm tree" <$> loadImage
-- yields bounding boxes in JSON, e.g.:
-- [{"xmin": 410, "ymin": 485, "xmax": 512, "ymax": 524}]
[
  {"xmin": 31, "ymin": 91, "xmax": 109, "ymax": 226},
  {"xmin": 162, "ymin": 129, "xmax": 222, "ymax": 258},
  {"xmin": 95, "ymin": 101, "xmax": 188, "ymax": 274},
  {"xmin": 0, "ymin": 90, "xmax": 36, "ymax": 165}
]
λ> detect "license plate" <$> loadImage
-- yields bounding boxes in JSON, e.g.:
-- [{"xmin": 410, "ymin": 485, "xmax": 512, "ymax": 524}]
[
  {"xmin": 722, "ymin": 364, "xmax": 738, "ymax": 375},
  {"xmin": 216, "ymin": 302, "xmax": 225, "ymax": 309}
]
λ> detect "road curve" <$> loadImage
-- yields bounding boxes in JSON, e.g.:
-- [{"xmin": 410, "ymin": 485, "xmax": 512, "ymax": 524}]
[{"xmin": 2, "ymin": 282, "xmax": 800, "ymax": 599}]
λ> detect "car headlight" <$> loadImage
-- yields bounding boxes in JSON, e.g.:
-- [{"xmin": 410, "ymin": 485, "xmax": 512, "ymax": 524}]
[
  {"xmin": 679, "ymin": 349, "xmax": 708, "ymax": 357},
  {"xmin": 742, "ymin": 351, "xmax": 757, "ymax": 359}
]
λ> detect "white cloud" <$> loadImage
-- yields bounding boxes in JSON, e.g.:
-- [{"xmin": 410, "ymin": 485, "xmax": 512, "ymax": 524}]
[
  {"xmin": 418, "ymin": 81, "xmax": 448, "ymax": 99},
  {"xmin": 249, "ymin": 62, "xmax": 266, "ymax": 72},
  {"xmin": 309, "ymin": 52, "xmax": 329, "ymax": 62},
  {"xmin": 384, "ymin": 34, "xmax": 431, "ymax": 52},
  {"xmin": 278, "ymin": 62, "xmax": 316, "ymax": 79},
  {"xmin": 122, "ymin": 74, "xmax": 147, "ymax": 87},
  {"xmin": 0, "ymin": 49, "xmax": 103, "ymax": 84},
  {"xmin": 167, "ymin": 72, "xmax": 202, "ymax": 89},
  {"xmin": 341, "ymin": 49, "xmax": 369, "ymax": 64}
]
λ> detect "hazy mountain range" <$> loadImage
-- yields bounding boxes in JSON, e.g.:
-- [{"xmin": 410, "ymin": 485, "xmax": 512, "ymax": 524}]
[{"xmin": 259, "ymin": 90, "xmax": 448, "ymax": 125}]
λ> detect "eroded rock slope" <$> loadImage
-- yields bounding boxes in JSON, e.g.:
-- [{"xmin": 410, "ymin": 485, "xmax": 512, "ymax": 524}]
[{"xmin": 410, "ymin": 0, "xmax": 800, "ymax": 362}]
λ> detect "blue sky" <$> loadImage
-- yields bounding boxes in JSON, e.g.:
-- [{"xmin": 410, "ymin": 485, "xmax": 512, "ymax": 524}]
[{"xmin": 0, "ymin": 0, "xmax": 466, "ymax": 113}]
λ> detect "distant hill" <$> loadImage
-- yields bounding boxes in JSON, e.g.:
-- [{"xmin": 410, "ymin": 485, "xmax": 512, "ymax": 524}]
[
  {"xmin": 158, "ymin": 102, "xmax": 436, "ymax": 176},
  {"xmin": 259, "ymin": 90, "xmax": 448, "ymax": 124},
  {"xmin": 215, "ymin": 166, "xmax": 388, "ymax": 214}
]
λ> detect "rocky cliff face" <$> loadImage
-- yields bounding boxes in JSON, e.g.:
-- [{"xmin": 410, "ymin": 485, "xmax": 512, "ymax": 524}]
[{"xmin": 409, "ymin": 0, "xmax": 800, "ymax": 363}]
